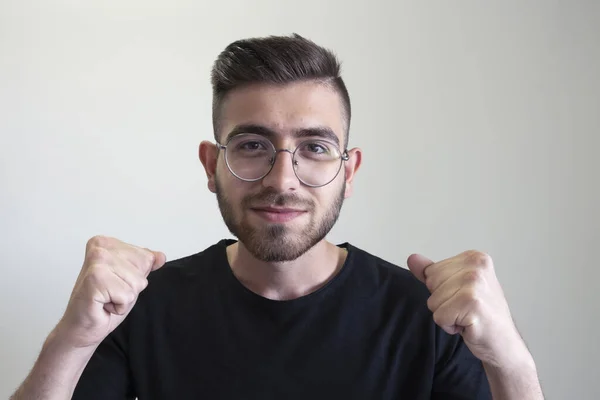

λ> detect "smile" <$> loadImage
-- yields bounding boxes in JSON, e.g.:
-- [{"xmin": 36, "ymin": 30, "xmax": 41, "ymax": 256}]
[{"xmin": 250, "ymin": 207, "xmax": 307, "ymax": 223}]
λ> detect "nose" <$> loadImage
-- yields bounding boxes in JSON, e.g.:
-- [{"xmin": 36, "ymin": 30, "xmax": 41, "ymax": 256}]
[{"xmin": 261, "ymin": 149, "xmax": 300, "ymax": 191}]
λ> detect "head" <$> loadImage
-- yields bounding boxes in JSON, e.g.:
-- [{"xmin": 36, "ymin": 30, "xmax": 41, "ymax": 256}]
[{"xmin": 199, "ymin": 34, "xmax": 362, "ymax": 262}]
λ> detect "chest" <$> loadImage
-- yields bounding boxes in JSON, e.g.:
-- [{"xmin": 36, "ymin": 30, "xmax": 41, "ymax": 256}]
[{"xmin": 128, "ymin": 294, "xmax": 435, "ymax": 400}]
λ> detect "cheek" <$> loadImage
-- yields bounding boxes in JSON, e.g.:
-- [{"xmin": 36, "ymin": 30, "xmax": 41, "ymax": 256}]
[
  {"xmin": 217, "ymin": 174, "xmax": 253, "ymax": 208},
  {"xmin": 311, "ymin": 189, "xmax": 337, "ymax": 212},
  {"xmin": 216, "ymin": 160, "xmax": 237, "ymax": 188}
]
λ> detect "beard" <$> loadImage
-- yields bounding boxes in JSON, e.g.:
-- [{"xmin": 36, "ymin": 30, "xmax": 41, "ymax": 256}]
[{"xmin": 215, "ymin": 175, "xmax": 346, "ymax": 263}]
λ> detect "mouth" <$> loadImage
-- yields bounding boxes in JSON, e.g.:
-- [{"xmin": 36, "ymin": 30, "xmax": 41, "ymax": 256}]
[{"xmin": 250, "ymin": 206, "xmax": 307, "ymax": 223}]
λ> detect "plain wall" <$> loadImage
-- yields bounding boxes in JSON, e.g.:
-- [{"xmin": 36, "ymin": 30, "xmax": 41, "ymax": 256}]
[{"xmin": 1, "ymin": 1, "xmax": 598, "ymax": 398}]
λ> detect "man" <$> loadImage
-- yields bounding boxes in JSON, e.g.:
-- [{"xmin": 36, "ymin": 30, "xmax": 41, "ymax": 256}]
[{"xmin": 12, "ymin": 34, "xmax": 543, "ymax": 399}]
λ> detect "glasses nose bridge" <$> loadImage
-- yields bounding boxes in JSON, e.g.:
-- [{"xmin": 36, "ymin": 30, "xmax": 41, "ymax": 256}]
[{"xmin": 271, "ymin": 147, "xmax": 298, "ymax": 165}]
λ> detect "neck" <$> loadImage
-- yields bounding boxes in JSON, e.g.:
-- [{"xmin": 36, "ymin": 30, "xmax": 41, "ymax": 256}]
[{"xmin": 226, "ymin": 239, "xmax": 347, "ymax": 301}]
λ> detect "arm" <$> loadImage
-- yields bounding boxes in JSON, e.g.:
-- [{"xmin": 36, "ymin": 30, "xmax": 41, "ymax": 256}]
[
  {"xmin": 483, "ymin": 349, "xmax": 544, "ymax": 400},
  {"xmin": 408, "ymin": 250, "xmax": 544, "ymax": 399},
  {"xmin": 11, "ymin": 235, "xmax": 166, "ymax": 400},
  {"xmin": 10, "ymin": 328, "xmax": 96, "ymax": 400},
  {"xmin": 432, "ymin": 329, "xmax": 543, "ymax": 399}
]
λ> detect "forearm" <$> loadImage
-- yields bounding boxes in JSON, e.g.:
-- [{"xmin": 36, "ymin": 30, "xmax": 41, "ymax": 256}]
[
  {"xmin": 483, "ymin": 352, "xmax": 544, "ymax": 400},
  {"xmin": 11, "ymin": 329, "xmax": 97, "ymax": 400}
]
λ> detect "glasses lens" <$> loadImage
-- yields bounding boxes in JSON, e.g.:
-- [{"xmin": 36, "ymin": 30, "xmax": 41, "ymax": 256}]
[
  {"xmin": 226, "ymin": 134, "xmax": 274, "ymax": 180},
  {"xmin": 293, "ymin": 140, "xmax": 343, "ymax": 186}
]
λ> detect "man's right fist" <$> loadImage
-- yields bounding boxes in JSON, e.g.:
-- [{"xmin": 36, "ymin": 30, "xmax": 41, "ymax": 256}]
[{"xmin": 55, "ymin": 235, "xmax": 166, "ymax": 349}]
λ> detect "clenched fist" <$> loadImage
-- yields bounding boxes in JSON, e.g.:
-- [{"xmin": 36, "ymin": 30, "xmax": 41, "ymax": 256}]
[
  {"xmin": 408, "ymin": 250, "xmax": 526, "ymax": 368},
  {"xmin": 55, "ymin": 235, "xmax": 166, "ymax": 349}
]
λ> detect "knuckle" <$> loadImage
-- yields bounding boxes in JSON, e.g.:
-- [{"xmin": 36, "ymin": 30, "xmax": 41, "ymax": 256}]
[
  {"xmin": 112, "ymin": 295, "xmax": 127, "ymax": 307},
  {"xmin": 87, "ymin": 235, "xmax": 108, "ymax": 249},
  {"xmin": 424, "ymin": 277, "xmax": 436, "ymax": 292},
  {"xmin": 460, "ymin": 288, "xmax": 482, "ymax": 308},
  {"xmin": 113, "ymin": 289, "xmax": 136, "ymax": 305},
  {"xmin": 133, "ymin": 278, "xmax": 148, "ymax": 293},
  {"xmin": 141, "ymin": 250, "xmax": 156, "ymax": 270},
  {"xmin": 465, "ymin": 250, "xmax": 493, "ymax": 269},
  {"xmin": 432, "ymin": 310, "xmax": 446, "ymax": 326},
  {"xmin": 146, "ymin": 249, "xmax": 157, "ymax": 263},
  {"xmin": 426, "ymin": 296, "xmax": 436, "ymax": 312},
  {"xmin": 87, "ymin": 246, "xmax": 110, "ymax": 263},
  {"xmin": 112, "ymin": 304, "xmax": 127, "ymax": 315},
  {"xmin": 125, "ymin": 290, "xmax": 137, "ymax": 304},
  {"xmin": 463, "ymin": 269, "xmax": 484, "ymax": 283}
]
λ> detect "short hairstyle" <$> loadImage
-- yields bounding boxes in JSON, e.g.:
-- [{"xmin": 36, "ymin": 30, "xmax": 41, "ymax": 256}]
[{"xmin": 210, "ymin": 33, "xmax": 351, "ymax": 147}]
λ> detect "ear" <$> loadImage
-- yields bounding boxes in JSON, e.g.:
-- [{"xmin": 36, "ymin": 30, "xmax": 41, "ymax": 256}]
[
  {"xmin": 199, "ymin": 141, "xmax": 219, "ymax": 193},
  {"xmin": 343, "ymin": 147, "xmax": 362, "ymax": 199}
]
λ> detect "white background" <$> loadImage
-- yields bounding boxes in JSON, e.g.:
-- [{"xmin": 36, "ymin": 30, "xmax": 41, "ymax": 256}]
[{"xmin": 1, "ymin": 1, "xmax": 598, "ymax": 398}]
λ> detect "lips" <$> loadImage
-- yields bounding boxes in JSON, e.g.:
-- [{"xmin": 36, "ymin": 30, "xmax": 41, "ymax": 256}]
[
  {"xmin": 252, "ymin": 207, "xmax": 305, "ymax": 213},
  {"xmin": 251, "ymin": 206, "xmax": 307, "ymax": 223}
]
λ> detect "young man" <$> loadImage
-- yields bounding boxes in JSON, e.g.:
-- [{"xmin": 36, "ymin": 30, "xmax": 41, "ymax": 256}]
[{"xmin": 12, "ymin": 34, "xmax": 543, "ymax": 399}]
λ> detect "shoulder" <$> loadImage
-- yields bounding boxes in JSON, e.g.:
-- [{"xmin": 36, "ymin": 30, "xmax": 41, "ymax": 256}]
[
  {"xmin": 142, "ymin": 239, "xmax": 230, "ymax": 294},
  {"xmin": 344, "ymin": 243, "xmax": 431, "ymax": 309}
]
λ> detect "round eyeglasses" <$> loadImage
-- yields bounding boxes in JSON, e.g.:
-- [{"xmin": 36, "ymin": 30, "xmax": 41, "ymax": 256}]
[{"xmin": 216, "ymin": 133, "xmax": 349, "ymax": 188}]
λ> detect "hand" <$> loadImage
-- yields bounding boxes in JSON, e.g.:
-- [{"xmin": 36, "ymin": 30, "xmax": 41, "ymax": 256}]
[
  {"xmin": 55, "ymin": 235, "xmax": 166, "ymax": 349},
  {"xmin": 407, "ymin": 250, "xmax": 526, "ymax": 368}
]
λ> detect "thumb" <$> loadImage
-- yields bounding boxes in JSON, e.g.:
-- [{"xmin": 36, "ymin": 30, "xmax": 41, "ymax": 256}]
[
  {"xmin": 150, "ymin": 250, "xmax": 167, "ymax": 271},
  {"xmin": 407, "ymin": 253, "xmax": 435, "ymax": 283}
]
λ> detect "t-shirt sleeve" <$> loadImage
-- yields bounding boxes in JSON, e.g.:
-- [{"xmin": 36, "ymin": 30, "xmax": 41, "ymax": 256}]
[
  {"xmin": 432, "ymin": 328, "xmax": 492, "ymax": 400},
  {"xmin": 72, "ymin": 320, "xmax": 135, "ymax": 400}
]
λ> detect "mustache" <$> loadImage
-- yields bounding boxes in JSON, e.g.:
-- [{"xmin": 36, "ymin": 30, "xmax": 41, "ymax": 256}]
[{"xmin": 242, "ymin": 190, "xmax": 314, "ymax": 210}]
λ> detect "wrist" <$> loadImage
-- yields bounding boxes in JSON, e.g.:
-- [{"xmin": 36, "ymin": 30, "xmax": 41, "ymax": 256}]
[
  {"xmin": 483, "ymin": 346, "xmax": 537, "ymax": 376},
  {"xmin": 483, "ymin": 327, "xmax": 535, "ymax": 368},
  {"xmin": 40, "ymin": 327, "xmax": 98, "ymax": 375},
  {"xmin": 11, "ymin": 327, "xmax": 99, "ymax": 400}
]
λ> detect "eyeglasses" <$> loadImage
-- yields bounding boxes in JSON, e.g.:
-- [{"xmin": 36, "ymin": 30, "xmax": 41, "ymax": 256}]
[{"xmin": 216, "ymin": 133, "xmax": 349, "ymax": 188}]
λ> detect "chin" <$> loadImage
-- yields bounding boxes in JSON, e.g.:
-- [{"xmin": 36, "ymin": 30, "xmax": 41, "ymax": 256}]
[{"xmin": 240, "ymin": 223, "xmax": 322, "ymax": 263}]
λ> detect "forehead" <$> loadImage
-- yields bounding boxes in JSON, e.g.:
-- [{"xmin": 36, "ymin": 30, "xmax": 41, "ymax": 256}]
[{"xmin": 219, "ymin": 81, "xmax": 346, "ymax": 145}]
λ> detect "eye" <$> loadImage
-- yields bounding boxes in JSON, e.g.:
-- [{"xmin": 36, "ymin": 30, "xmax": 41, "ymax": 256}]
[
  {"xmin": 233, "ymin": 139, "xmax": 270, "ymax": 153},
  {"xmin": 306, "ymin": 142, "xmax": 328, "ymax": 154},
  {"xmin": 240, "ymin": 141, "xmax": 266, "ymax": 151},
  {"xmin": 297, "ymin": 140, "xmax": 340, "ymax": 161}
]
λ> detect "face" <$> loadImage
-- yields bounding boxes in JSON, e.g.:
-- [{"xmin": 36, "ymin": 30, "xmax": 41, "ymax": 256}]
[{"xmin": 200, "ymin": 81, "xmax": 361, "ymax": 262}]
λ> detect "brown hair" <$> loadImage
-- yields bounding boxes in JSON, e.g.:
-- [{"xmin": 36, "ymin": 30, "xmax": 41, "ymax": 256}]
[{"xmin": 211, "ymin": 33, "xmax": 351, "ymax": 147}]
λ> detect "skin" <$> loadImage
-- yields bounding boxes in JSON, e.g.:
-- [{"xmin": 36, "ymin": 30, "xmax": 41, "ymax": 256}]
[
  {"xmin": 11, "ymin": 236, "xmax": 166, "ymax": 399},
  {"xmin": 11, "ymin": 79, "xmax": 543, "ymax": 399},
  {"xmin": 199, "ymin": 81, "xmax": 362, "ymax": 300},
  {"xmin": 408, "ymin": 252, "xmax": 544, "ymax": 398},
  {"xmin": 200, "ymin": 80, "xmax": 543, "ymax": 398}
]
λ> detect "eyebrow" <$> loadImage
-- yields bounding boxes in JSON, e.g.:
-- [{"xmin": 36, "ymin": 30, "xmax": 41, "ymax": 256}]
[{"xmin": 224, "ymin": 124, "xmax": 342, "ymax": 148}]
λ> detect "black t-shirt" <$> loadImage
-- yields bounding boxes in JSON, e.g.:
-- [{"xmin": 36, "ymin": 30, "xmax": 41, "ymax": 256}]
[{"xmin": 73, "ymin": 240, "xmax": 492, "ymax": 399}]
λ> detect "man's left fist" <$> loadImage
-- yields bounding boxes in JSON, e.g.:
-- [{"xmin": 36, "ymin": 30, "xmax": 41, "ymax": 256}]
[{"xmin": 407, "ymin": 250, "xmax": 525, "ymax": 367}]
